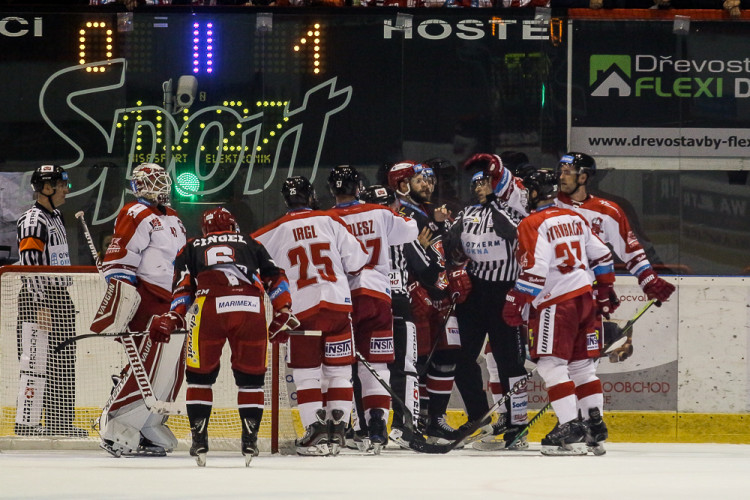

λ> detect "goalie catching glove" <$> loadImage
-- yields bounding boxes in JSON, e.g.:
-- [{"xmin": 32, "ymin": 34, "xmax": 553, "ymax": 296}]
[
  {"xmin": 148, "ymin": 311, "xmax": 185, "ymax": 343},
  {"xmin": 268, "ymin": 308, "xmax": 301, "ymax": 344}
]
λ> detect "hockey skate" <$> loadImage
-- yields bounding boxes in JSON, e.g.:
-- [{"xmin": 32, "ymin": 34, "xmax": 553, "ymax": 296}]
[
  {"xmin": 540, "ymin": 420, "xmax": 588, "ymax": 456},
  {"xmin": 584, "ymin": 408, "xmax": 608, "ymax": 456},
  {"xmin": 14, "ymin": 423, "xmax": 49, "ymax": 436},
  {"xmin": 295, "ymin": 409, "xmax": 330, "ymax": 456},
  {"xmin": 367, "ymin": 409, "xmax": 388, "ymax": 455},
  {"xmin": 472, "ymin": 414, "xmax": 508, "ymax": 451},
  {"xmin": 424, "ymin": 414, "xmax": 462, "ymax": 447},
  {"xmin": 457, "ymin": 416, "xmax": 493, "ymax": 446},
  {"xmin": 328, "ymin": 409, "xmax": 347, "ymax": 456},
  {"xmin": 503, "ymin": 425, "xmax": 529, "ymax": 450},
  {"xmin": 189, "ymin": 418, "xmax": 209, "ymax": 467},
  {"xmin": 241, "ymin": 418, "xmax": 260, "ymax": 467}
]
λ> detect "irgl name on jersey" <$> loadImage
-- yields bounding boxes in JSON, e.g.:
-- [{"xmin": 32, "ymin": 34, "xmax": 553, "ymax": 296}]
[{"xmin": 292, "ymin": 225, "xmax": 318, "ymax": 241}]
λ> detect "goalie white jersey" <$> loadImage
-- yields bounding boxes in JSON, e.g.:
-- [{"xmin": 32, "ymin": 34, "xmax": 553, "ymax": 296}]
[
  {"xmin": 329, "ymin": 201, "xmax": 418, "ymax": 302},
  {"xmin": 102, "ymin": 201, "xmax": 186, "ymax": 297},
  {"xmin": 252, "ymin": 208, "xmax": 369, "ymax": 319}
]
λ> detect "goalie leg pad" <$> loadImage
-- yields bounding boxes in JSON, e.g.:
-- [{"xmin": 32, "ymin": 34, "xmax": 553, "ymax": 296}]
[{"xmin": 90, "ymin": 280, "xmax": 141, "ymax": 334}]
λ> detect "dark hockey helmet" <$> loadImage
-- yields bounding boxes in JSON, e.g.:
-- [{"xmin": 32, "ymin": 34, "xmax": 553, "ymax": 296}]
[
  {"xmin": 201, "ymin": 207, "xmax": 239, "ymax": 236},
  {"xmin": 500, "ymin": 151, "xmax": 536, "ymax": 179},
  {"xmin": 327, "ymin": 165, "xmax": 361, "ymax": 197},
  {"xmin": 387, "ymin": 162, "xmax": 417, "ymax": 192},
  {"xmin": 470, "ymin": 171, "xmax": 490, "ymax": 190},
  {"xmin": 523, "ymin": 169, "xmax": 558, "ymax": 209},
  {"xmin": 281, "ymin": 176, "xmax": 316, "ymax": 208},
  {"xmin": 557, "ymin": 152, "xmax": 596, "ymax": 179},
  {"xmin": 360, "ymin": 184, "xmax": 396, "ymax": 207},
  {"xmin": 31, "ymin": 165, "xmax": 69, "ymax": 192}
]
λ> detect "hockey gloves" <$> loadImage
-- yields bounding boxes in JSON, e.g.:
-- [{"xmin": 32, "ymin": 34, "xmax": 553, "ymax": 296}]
[
  {"xmin": 463, "ymin": 153, "xmax": 504, "ymax": 191},
  {"xmin": 268, "ymin": 309, "xmax": 301, "ymax": 344},
  {"xmin": 593, "ymin": 282, "xmax": 619, "ymax": 319},
  {"xmin": 447, "ymin": 268, "xmax": 472, "ymax": 304},
  {"xmin": 638, "ymin": 268, "xmax": 675, "ymax": 303},
  {"xmin": 502, "ymin": 288, "xmax": 530, "ymax": 327},
  {"xmin": 407, "ymin": 282, "xmax": 433, "ymax": 317},
  {"xmin": 148, "ymin": 311, "xmax": 185, "ymax": 343}
]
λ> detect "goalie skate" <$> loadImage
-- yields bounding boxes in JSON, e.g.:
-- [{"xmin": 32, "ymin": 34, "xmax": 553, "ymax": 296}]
[{"xmin": 540, "ymin": 421, "xmax": 587, "ymax": 456}]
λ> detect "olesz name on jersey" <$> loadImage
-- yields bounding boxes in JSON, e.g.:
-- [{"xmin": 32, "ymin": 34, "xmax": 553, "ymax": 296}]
[
  {"xmin": 383, "ymin": 18, "xmax": 550, "ymax": 41},
  {"xmin": 0, "ymin": 17, "xmax": 42, "ymax": 38}
]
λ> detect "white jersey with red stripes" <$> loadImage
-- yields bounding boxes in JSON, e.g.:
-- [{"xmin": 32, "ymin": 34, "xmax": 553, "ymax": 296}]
[
  {"xmin": 329, "ymin": 201, "xmax": 418, "ymax": 302},
  {"xmin": 102, "ymin": 200, "xmax": 186, "ymax": 297},
  {"xmin": 252, "ymin": 208, "xmax": 369, "ymax": 319},
  {"xmin": 515, "ymin": 204, "xmax": 614, "ymax": 309},
  {"xmin": 555, "ymin": 192, "xmax": 649, "ymax": 277}
]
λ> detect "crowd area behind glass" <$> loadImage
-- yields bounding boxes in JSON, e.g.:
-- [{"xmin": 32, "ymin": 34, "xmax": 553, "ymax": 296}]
[{"xmin": 0, "ymin": 4, "xmax": 748, "ymax": 277}]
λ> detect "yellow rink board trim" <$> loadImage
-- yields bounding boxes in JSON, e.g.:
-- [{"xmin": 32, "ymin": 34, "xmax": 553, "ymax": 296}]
[{"xmin": 2, "ymin": 407, "xmax": 749, "ymax": 444}]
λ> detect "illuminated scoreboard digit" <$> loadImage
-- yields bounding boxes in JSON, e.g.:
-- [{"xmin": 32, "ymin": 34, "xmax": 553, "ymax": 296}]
[
  {"xmin": 293, "ymin": 23, "xmax": 324, "ymax": 75},
  {"xmin": 78, "ymin": 21, "xmax": 115, "ymax": 71},
  {"xmin": 192, "ymin": 21, "xmax": 215, "ymax": 75}
]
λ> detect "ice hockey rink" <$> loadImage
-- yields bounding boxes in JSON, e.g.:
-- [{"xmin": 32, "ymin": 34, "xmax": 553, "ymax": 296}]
[{"xmin": 1, "ymin": 442, "xmax": 748, "ymax": 499}]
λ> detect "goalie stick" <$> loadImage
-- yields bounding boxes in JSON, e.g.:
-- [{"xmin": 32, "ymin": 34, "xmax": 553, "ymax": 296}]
[
  {"xmin": 503, "ymin": 299, "xmax": 658, "ymax": 450},
  {"xmin": 53, "ymin": 329, "xmax": 321, "ymax": 353}
]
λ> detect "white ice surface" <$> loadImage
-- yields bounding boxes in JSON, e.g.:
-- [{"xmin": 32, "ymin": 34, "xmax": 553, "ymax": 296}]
[{"xmin": 1, "ymin": 443, "xmax": 748, "ymax": 500}]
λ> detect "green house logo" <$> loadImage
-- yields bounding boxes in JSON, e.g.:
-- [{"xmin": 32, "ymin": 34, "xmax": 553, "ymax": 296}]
[{"xmin": 590, "ymin": 55, "xmax": 632, "ymax": 97}]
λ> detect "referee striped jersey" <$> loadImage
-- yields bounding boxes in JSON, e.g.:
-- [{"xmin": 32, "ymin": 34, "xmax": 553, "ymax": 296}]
[
  {"xmin": 453, "ymin": 203, "xmax": 522, "ymax": 283},
  {"xmin": 17, "ymin": 202, "xmax": 72, "ymax": 298}
]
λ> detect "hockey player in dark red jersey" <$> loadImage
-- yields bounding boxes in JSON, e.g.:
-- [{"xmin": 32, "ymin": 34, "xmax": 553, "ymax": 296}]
[
  {"xmin": 387, "ymin": 162, "xmax": 469, "ymax": 443},
  {"xmin": 148, "ymin": 207, "xmax": 297, "ymax": 467}
]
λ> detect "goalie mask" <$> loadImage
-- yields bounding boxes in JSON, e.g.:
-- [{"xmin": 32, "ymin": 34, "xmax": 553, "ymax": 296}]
[
  {"xmin": 130, "ymin": 163, "xmax": 172, "ymax": 206},
  {"xmin": 201, "ymin": 207, "xmax": 239, "ymax": 236},
  {"xmin": 327, "ymin": 165, "xmax": 362, "ymax": 197}
]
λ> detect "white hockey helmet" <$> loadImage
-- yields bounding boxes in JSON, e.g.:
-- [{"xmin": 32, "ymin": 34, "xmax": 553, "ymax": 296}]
[{"xmin": 130, "ymin": 163, "xmax": 172, "ymax": 205}]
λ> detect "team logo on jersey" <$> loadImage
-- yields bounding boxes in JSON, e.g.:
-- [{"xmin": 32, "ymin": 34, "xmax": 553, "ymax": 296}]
[
  {"xmin": 325, "ymin": 340, "xmax": 352, "ymax": 358},
  {"xmin": 370, "ymin": 337, "xmax": 394, "ymax": 355},
  {"xmin": 216, "ymin": 295, "xmax": 260, "ymax": 313},
  {"xmin": 149, "ymin": 218, "xmax": 163, "ymax": 231},
  {"xmin": 591, "ymin": 217, "xmax": 604, "ymax": 236}
]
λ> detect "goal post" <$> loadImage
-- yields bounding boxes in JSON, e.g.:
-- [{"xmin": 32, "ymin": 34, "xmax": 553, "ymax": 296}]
[{"xmin": 0, "ymin": 265, "xmax": 300, "ymax": 453}]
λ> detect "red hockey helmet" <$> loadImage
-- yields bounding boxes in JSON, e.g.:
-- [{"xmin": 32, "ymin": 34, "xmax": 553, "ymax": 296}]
[
  {"xmin": 387, "ymin": 161, "xmax": 416, "ymax": 192},
  {"xmin": 201, "ymin": 207, "xmax": 239, "ymax": 236}
]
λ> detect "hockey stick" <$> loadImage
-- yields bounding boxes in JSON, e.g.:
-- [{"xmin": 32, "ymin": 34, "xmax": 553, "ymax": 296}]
[
  {"xmin": 354, "ymin": 351, "xmax": 457, "ymax": 454},
  {"xmin": 53, "ymin": 329, "xmax": 320, "ymax": 353},
  {"xmin": 503, "ymin": 299, "xmax": 658, "ymax": 449},
  {"xmin": 75, "ymin": 211, "xmax": 101, "ymax": 267},
  {"xmin": 417, "ymin": 292, "xmax": 459, "ymax": 378}
]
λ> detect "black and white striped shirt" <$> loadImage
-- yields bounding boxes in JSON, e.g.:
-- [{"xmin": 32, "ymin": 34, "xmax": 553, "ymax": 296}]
[
  {"xmin": 452, "ymin": 202, "xmax": 522, "ymax": 283},
  {"xmin": 17, "ymin": 202, "xmax": 71, "ymax": 299}
]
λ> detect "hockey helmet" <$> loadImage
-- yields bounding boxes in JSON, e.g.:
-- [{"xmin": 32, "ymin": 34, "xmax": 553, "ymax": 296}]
[
  {"xmin": 523, "ymin": 169, "xmax": 558, "ymax": 209},
  {"xmin": 557, "ymin": 152, "xmax": 596, "ymax": 179},
  {"xmin": 31, "ymin": 165, "xmax": 69, "ymax": 192},
  {"xmin": 470, "ymin": 171, "xmax": 490, "ymax": 190},
  {"xmin": 130, "ymin": 163, "xmax": 172, "ymax": 205},
  {"xmin": 327, "ymin": 165, "xmax": 362, "ymax": 197},
  {"xmin": 413, "ymin": 163, "xmax": 435, "ymax": 186},
  {"xmin": 387, "ymin": 162, "xmax": 417, "ymax": 192},
  {"xmin": 281, "ymin": 176, "xmax": 316, "ymax": 208},
  {"xmin": 201, "ymin": 207, "xmax": 239, "ymax": 236},
  {"xmin": 360, "ymin": 184, "xmax": 396, "ymax": 207}
]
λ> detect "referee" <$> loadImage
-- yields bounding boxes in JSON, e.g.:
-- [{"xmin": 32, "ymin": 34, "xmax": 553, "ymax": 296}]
[
  {"xmin": 15, "ymin": 165, "xmax": 87, "ymax": 437},
  {"xmin": 445, "ymin": 171, "xmax": 528, "ymax": 449}
]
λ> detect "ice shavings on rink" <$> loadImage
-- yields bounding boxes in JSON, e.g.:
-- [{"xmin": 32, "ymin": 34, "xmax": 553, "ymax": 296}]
[{"xmin": 1, "ymin": 442, "xmax": 749, "ymax": 500}]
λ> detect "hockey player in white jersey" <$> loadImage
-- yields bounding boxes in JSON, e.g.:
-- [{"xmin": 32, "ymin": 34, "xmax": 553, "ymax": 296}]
[
  {"xmin": 90, "ymin": 163, "xmax": 187, "ymax": 457},
  {"xmin": 502, "ymin": 170, "xmax": 617, "ymax": 456},
  {"xmin": 327, "ymin": 165, "xmax": 418, "ymax": 452},
  {"xmin": 252, "ymin": 176, "xmax": 370, "ymax": 456}
]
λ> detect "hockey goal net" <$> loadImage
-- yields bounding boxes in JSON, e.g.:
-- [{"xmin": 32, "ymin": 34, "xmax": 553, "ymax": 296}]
[{"xmin": 0, "ymin": 265, "xmax": 300, "ymax": 453}]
